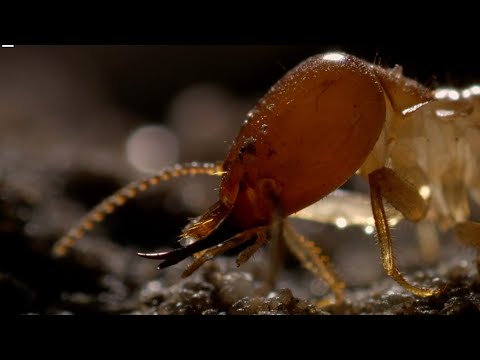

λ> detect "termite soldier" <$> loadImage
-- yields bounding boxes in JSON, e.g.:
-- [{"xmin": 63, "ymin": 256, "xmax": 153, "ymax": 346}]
[{"xmin": 55, "ymin": 52, "xmax": 480, "ymax": 303}]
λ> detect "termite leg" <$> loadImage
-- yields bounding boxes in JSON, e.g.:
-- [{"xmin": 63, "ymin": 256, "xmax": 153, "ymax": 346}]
[
  {"xmin": 369, "ymin": 167, "xmax": 428, "ymax": 223},
  {"xmin": 53, "ymin": 162, "xmax": 224, "ymax": 257},
  {"xmin": 252, "ymin": 214, "xmax": 288, "ymax": 297},
  {"xmin": 181, "ymin": 226, "xmax": 268, "ymax": 277},
  {"xmin": 236, "ymin": 230, "xmax": 268, "ymax": 266},
  {"xmin": 416, "ymin": 221, "xmax": 441, "ymax": 265},
  {"xmin": 248, "ymin": 188, "xmax": 288, "ymax": 294},
  {"xmin": 283, "ymin": 220, "xmax": 345, "ymax": 306},
  {"xmin": 370, "ymin": 167, "xmax": 440, "ymax": 263},
  {"xmin": 369, "ymin": 167, "xmax": 441, "ymax": 297},
  {"xmin": 454, "ymin": 221, "xmax": 480, "ymax": 274}
]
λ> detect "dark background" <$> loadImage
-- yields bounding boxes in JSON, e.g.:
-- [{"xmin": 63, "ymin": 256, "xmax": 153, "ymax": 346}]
[
  {"xmin": 17, "ymin": 45, "xmax": 480, "ymax": 107},
  {"xmin": 2, "ymin": 44, "xmax": 477, "ymax": 121},
  {"xmin": 2, "ymin": 44, "xmax": 477, "ymax": 154}
]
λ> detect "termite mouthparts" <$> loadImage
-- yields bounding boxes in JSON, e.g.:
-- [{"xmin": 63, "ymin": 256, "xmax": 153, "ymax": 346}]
[{"xmin": 54, "ymin": 51, "xmax": 480, "ymax": 304}]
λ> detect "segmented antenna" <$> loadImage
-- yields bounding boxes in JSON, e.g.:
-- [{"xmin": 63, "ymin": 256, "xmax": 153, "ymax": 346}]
[{"xmin": 52, "ymin": 162, "xmax": 224, "ymax": 257}]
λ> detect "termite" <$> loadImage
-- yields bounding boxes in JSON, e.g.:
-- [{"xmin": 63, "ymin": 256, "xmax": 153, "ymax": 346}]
[{"xmin": 53, "ymin": 52, "xmax": 480, "ymax": 304}]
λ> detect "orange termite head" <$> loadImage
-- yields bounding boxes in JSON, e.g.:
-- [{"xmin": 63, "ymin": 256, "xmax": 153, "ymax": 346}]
[
  {"xmin": 220, "ymin": 52, "xmax": 389, "ymax": 227},
  {"xmin": 141, "ymin": 52, "xmax": 390, "ymax": 269}
]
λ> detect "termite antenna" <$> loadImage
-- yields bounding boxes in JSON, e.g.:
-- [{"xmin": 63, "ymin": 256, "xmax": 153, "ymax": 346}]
[{"xmin": 52, "ymin": 161, "xmax": 224, "ymax": 257}]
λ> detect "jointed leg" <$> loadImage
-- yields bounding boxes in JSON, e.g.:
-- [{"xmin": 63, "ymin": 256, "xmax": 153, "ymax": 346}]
[
  {"xmin": 259, "ymin": 211, "xmax": 286, "ymax": 292},
  {"xmin": 454, "ymin": 221, "xmax": 480, "ymax": 273},
  {"xmin": 236, "ymin": 231, "xmax": 268, "ymax": 266},
  {"xmin": 416, "ymin": 221, "xmax": 441, "ymax": 265},
  {"xmin": 181, "ymin": 226, "xmax": 267, "ymax": 277},
  {"xmin": 283, "ymin": 220, "xmax": 345, "ymax": 304},
  {"xmin": 369, "ymin": 167, "xmax": 441, "ymax": 297}
]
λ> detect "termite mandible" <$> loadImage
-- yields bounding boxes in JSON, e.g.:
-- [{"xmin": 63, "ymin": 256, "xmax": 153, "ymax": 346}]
[{"xmin": 53, "ymin": 51, "xmax": 480, "ymax": 304}]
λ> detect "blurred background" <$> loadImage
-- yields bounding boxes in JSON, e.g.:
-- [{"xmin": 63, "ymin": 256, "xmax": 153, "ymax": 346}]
[{"xmin": 0, "ymin": 45, "xmax": 478, "ymax": 313}]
